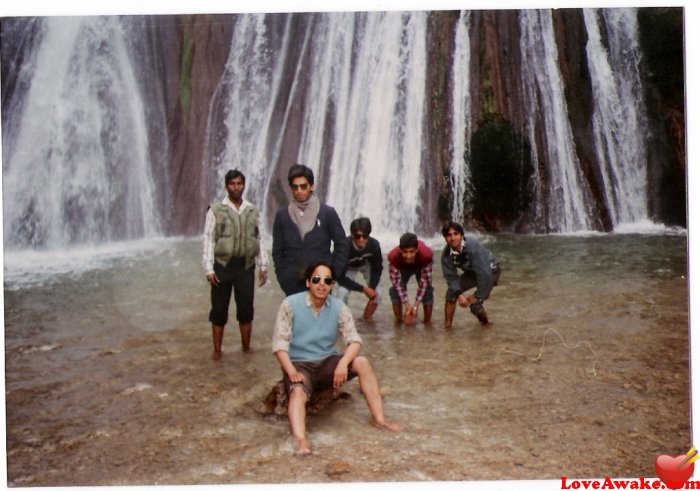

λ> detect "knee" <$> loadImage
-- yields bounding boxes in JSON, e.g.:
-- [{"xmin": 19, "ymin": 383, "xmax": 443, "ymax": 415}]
[{"xmin": 352, "ymin": 356, "xmax": 373, "ymax": 375}]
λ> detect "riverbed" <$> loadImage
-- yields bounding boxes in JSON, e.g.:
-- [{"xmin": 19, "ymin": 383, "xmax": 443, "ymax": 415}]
[{"xmin": 3, "ymin": 232, "xmax": 690, "ymax": 486}]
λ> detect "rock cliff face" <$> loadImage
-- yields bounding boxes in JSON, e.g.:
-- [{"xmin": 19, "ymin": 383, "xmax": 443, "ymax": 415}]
[{"xmin": 1, "ymin": 8, "xmax": 686, "ymax": 243}]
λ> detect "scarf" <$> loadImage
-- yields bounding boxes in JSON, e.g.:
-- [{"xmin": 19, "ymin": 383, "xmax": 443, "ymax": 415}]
[{"xmin": 288, "ymin": 194, "xmax": 320, "ymax": 240}]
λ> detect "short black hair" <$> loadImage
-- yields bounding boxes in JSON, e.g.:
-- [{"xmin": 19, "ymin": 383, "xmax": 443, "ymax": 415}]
[
  {"xmin": 399, "ymin": 232, "xmax": 418, "ymax": 249},
  {"xmin": 441, "ymin": 221, "xmax": 464, "ymax": 237},
  {"xmin": 287, "ymin": 164, "xmax": 315, "ymax": 186},
  {"xmin": 225, "ymin": 169, "xmax": 245, "ymax": 185},
  {"xmin": 350, "ymin": 217, "xmax": 372, "ymax": 235},
  {"xmin": 304, "ymin": 260, "xmax": 335, "ymax": 281}
]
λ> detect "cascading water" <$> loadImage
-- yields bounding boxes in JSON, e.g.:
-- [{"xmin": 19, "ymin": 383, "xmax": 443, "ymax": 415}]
[
  {"xmin": 519, "ymin": 9, "xmax": 596, "ymax": 233},
  {"xmin": 2, "ymin": 9, "xmax": 675, "ymax": 250},
  {"xmin": 210, "ymin": 11, "xmax": 428, "ymax": 233},
  {"xmin": 324, "ymin": 11, "xmax": 428, "ymax": 233},
  {"xmin": 2, "ymin": 16, "xmax": 160, "ymax": 250},
  {"xmin": 206, "ymin": 14, "xmax": 292, "ymax": 212},
  {"xmin": 449, "ymin": 11, "xmax": 472, "ymax": 222},
  {"xmin": 584, "ymin": 8, "xmax": 650, "ymax": 228}
]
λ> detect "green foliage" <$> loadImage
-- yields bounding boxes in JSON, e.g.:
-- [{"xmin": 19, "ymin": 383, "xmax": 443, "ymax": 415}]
[{"xmin": 469, "ymin": 118, "xmax": 534, "ymax": 228}]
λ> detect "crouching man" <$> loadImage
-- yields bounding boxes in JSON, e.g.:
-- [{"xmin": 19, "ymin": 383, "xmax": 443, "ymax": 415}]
[{"xmin": 272, "ymin": 260, "xmax": 401, "ymax": 456}]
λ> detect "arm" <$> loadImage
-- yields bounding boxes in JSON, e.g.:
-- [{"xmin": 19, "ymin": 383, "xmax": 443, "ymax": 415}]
[
  {"xmin": 274, "ymin": 350, "xmax": 304, "ymax": 383},
  {"xmin": 414, "ymin": 262, "xmax": 433, "ymax": 305},
  {"xmin": 389, "ymin": 263, "xmax": 409, "ymax": 305},
  {"xmin": 202, "ymin": 208, "xmax": 219, "ymax": 285},
  {"xmin": 271, "ymin": 210, "xmax": 284, "ymax": 277},
  {"xmin": 255, "ymin": 216, "xmax": 269, "ymax": 286},
  {"xmin": 471, "ymin": 244, "xmax": 497, "ymax": 300},
  {"xmin": 368, "ymin": 239, "xmax": 383, "ymax": 290},
  {"xmin": 441, "ymin": 249, "xmax": 463, "ymax": 293}
]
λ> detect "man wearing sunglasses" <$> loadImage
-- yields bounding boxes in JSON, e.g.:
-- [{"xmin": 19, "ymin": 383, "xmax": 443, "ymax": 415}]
[
  {"xmin": 272, "ymin": 164, "xmax": 349, "ymax": 296},
  {"xmin": 272, "ymin": 260, "xmax": 400, "ymax": 455},
  {"xmin": 202, "ymin": 169, "xmax": 268, "ymax": 360},
  {"xmin": 336, "ymin": 217, "xmax": 383, "ymax": 321}
]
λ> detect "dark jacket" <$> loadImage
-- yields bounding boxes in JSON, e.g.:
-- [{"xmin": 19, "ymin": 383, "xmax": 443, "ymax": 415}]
[
  {"xmin": 272, "ymin": 203, "xmax": 349, "ymax": 295},
  {"xmin": 337, "ymin": 236, "xmax": 383, "ymax": 292},
  {"xmin": 441, "ymin": 237, "xmax": 498, "ymax": 300}
]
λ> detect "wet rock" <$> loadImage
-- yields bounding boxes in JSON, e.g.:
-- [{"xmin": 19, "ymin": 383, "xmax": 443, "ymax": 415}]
[
  {"xmin": 325, "ymin": 460, "xmax": 351, "ymax": 478},
  {"xmin": 256, "ymin": 380, "xmax": 352, "ymax": 417}
]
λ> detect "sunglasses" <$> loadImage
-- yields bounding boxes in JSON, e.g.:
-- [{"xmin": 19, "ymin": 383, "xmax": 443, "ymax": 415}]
[
  {"xmin": 310, "ymin": 275, "xmax": 333, "ymax": 285},
  {"xmin": 353, "ymin": 233, "xmax": 368, "ymax": 240},
  {"xmin": 291, "ymin": 183, "xmax": 310, "ymax": 191}
]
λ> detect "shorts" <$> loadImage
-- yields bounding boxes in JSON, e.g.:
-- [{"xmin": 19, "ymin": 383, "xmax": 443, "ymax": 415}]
[{"xmin": 283, "ymin": 354, "xmax": 359, "ymax": 399}]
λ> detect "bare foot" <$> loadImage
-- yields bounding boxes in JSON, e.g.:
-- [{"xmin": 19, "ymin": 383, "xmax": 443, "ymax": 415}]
[
  {"xmin": 212, "ymin": 350, "xmax": 222, "ymax": 360},
  {"xmin": 373, "ymin": 420, "xmax": 402, "ymax": 432},
  {"xmin": 294, "ymin": 437, "xmax": 312, "ymax": 456}
]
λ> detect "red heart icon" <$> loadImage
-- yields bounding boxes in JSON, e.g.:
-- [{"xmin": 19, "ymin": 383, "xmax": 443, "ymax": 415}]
[{"xmin": 654, "ymin": 454, "xmax": 694, "ymax": 489}]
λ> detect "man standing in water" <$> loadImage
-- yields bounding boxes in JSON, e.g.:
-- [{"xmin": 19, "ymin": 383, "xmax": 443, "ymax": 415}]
[
  {"xmin": 272, "ymin": 260, "xmax": 400, "ymax": 455},
  {"xmin": 335, "ymin": 217, "xmax": 383, "ymax": 321},
  {"xmin": 202, "ymin": 169, "xmax": 267, "ymax": 360},
  {"xmin": 272, "ymin": 164, "xmax": 348, "ymax": 296},
  {"xmin": 387, "ymin": 232, "xmax": 434, "ymax": 324},
  {"xmin": 441, "ymin": 221, "xmax": 500, "ymax": 328}
]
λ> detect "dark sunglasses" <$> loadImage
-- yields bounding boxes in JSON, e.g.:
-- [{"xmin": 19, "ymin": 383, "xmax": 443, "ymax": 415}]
[
  {"xmin": 291, "ymin": 183, "xmax": 310, "ymax": 191},
  {"xmin": 310, "ymin": 275, "xmax": 333, "ymax": 285},
  {"xmin": 353, "ymin": 233, "xmax": 368, "ymax": 240}
]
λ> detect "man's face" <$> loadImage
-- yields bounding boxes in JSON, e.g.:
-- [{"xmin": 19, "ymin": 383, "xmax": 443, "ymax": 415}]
[
  {"xmin": 226, "ymin": 176, "xmax": 245, "ymax": 201},
  {"xmin": 352, "ymin": 230, "xmax": 369, "ymax": 249},
  {"xmin": 306, "ymin": 265, "xmax": 334, "ymax": 301},
  {"xmin": 400, "ymin": 246, "xmax": 418, "ymax": 264},
  {"xmin": 444, "ymin": 228, "xmax": 463, "ymax": 251},
  {"xmin": 290, "ymin": 176, "xmax": 313, "ymax": 203}
]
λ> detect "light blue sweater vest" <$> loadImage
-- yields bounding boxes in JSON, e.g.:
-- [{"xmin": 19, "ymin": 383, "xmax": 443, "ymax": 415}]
[{"xmin": 287, "ymin": 292, "xmax": 343, "ymax": 362}]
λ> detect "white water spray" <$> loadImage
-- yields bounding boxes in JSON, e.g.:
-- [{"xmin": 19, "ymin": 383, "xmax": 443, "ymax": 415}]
[
  {"xmin": 520, "ymin": 9, "xmax": 595, "ymax": 232},
  {"xmin": 3, "ymin": 17, "xmax": 159, "ymax": 249},
  {"xmin": 449, "ymin": 11, "xmax": 473, "ymax": 222},
  {"xmin": 584, "ymin": 8, "xmax": 650, "ymax": 228}
]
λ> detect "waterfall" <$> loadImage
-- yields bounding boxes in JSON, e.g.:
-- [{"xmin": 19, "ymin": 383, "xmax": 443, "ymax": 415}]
[
  {"xmin": 207, "ymin": 14, "xmax": 292, "ymax": 212},
  {"xmin": 324, "ymin": 11, "xmax": 428, "ymax": 233},
  {"xmin": 584, "ymin": 8, "xmax": 650, "ymax": 228},
  {"xmin": 520, "ymin": 9, "xmax": 595, "ymax": 232},
  {"xmin": 211, "ymin": 12, "xmax": 428, "ymax": 233},
  {"xmin": 2, "ymin": 16, "xmax": 160, "ymax": 249},
  {"xmin": 449, "ymin": 11, "xmax": 472, "ymax": 222}
]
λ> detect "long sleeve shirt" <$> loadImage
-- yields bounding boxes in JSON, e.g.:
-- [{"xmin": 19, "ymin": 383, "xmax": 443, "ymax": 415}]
[
  {"xmin": 441, "ymin": 237, "xmax": 498, "ymax": 300},
  {"xmin": 202, "ymin": 197, "xmax": 268, "ymax": 275},
  {"xmin": 387, "ymin": 241, "xmax": 433, "ymax": 304},
  {"xmin": 271, "ymin": 292, "xmax": 362, "ymax": 360}
]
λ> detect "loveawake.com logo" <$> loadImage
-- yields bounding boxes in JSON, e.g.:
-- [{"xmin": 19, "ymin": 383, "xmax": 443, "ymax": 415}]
[
  {"xmin": 561, "ymin": 446, "xmax": 700, "ymax": 490},
  {"xmin": 561, "ymin": 477, "xmax": 700, "ymax": 489}
]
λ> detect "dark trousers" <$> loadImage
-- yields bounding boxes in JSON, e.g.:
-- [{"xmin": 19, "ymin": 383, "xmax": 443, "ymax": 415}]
[{"xmin": 209, "ymin": 257, "xmax": 255, "ymax": 325}]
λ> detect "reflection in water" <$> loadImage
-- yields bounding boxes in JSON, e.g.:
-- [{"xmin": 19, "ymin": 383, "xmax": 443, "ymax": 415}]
[{"xmin": 4, "ymin": 233, "xmax": 689, "ymax": 485}]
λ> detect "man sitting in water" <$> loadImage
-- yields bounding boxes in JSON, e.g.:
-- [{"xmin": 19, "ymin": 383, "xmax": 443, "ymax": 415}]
[{"xmin": 272, "ymin": 260, "xmax": 401, "ymax": 455}]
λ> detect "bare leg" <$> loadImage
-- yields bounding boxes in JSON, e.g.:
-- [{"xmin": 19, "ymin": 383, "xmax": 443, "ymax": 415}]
[
  {"xmin": 392, "ymin": 303, "xmax": 403, "ymax": 323},
  {"xmin": 239, "ymin": 322, "xmax": 252, "ymax": 352},
  {"xmin": 352, "ymin": 356, "xmax": 401, "ymax": 432},
  {"xmin": 212, "ymin": 325, "xmax": 224, "ymax": 360},
  {"xmin": 363, "ymin": 299, "xmax": 378, "ymax": 321},
  {"xmin": 287, "ymin": 386, "xmax": 311, "ymax": 455},
  {"xmin": 444, "ymin": 301, "xmax": 456, "ymax": 329},
  {"xmin": 423, "ymin": 304, "xmax": 433, "ymax": 324}
]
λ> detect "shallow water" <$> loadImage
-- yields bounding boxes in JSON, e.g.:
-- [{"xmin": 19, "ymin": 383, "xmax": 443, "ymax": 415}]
[{"xmin": 4, "ymin": 232, "xmax": 690, "ymax": 485}]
